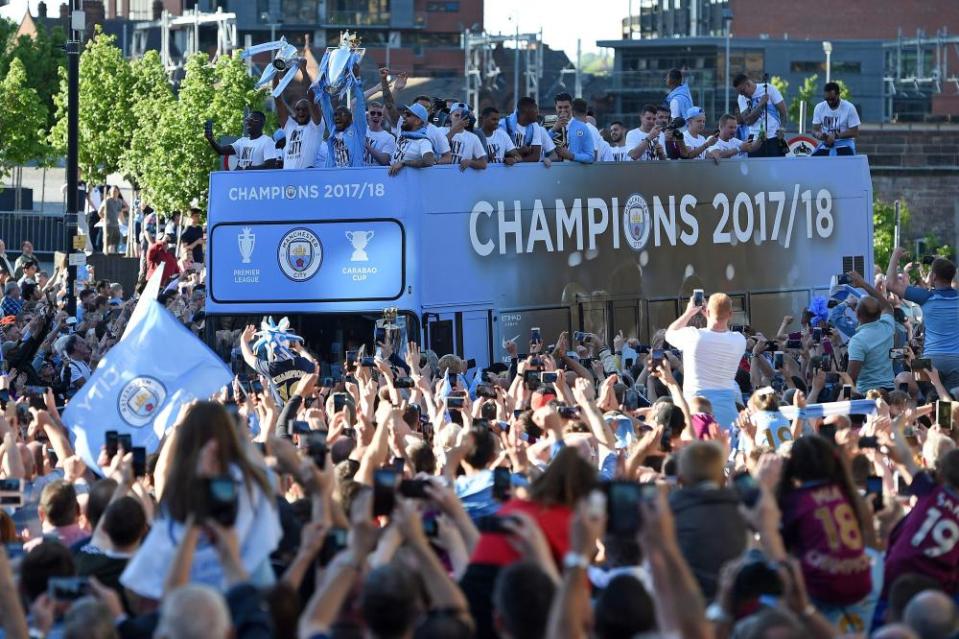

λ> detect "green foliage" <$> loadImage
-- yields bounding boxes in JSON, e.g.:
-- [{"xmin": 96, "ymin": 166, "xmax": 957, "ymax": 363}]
[
  {"xmin": 0, "ymin": 57, "xmax": 50, "ymax": 181},
  {"xmin": 873, "ymin": 197, "xmax": 911, "ymax": 269},
  {"xmin": 49, "ymin": 30, "xmax": 135, "ymax": 183},
  {"xmin": 770, "ymin": 75, "xmax": 789, "ymax": 105},
  {"xmin": 135, "ymin": 51, "xmax": 265, "ymax": 212},
  {"xmin": 2, "ymin": 26, "xmax": 66, "ymax": 128},
  {"xmin": 122, "ymin": 51, "xmax": 174, "ymax": 188},
  {"xmin": 579, "ymin": 51, "xmax": 612, "ymax": 77}
]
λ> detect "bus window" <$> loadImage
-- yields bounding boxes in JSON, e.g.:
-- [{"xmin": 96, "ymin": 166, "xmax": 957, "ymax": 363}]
[
  {"xmin": 497, "ymin": 306, "xmax": 571, "ymax": 362},
  {"xmin": 747, "ymin": 291, "xmax": 811, "ymax": 337},
  {"xmin": 580, "ymin": 302, "xmax": 608, "ymax": 344},
  {"xmin": 613, "ymin": 300, "xmax": 642, "ymax": 342},
  {"xmin": 646, "ymin": 299, "xmax": 680, "ymax": 338}
]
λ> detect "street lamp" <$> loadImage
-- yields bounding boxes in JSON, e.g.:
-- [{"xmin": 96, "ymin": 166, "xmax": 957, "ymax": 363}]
[
  {"xmin": 723, "ymin": 8, "xmax": 733, "ymax": 113},
  {"xmin": 822, "ymin": 41, "xmax": 832, "ymax": 84}
]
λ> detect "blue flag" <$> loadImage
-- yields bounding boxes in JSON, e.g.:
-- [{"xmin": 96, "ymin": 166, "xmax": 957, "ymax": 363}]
[{"xmin": 64, "ymin": 299, "xmax": 232, "ymax": 470}]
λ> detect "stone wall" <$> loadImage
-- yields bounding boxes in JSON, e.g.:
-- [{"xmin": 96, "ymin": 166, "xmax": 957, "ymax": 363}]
[{"xmin": 859, "ymin": 125, "xmax": 959, "ymax": 251}]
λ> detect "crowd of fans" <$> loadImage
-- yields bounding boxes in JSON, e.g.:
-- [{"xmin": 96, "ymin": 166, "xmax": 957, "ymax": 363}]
[
  {"xmin": 0, "ymin": 205, "xmax": 956, "ymax": 639},
  {"xmin": 202, "ymin": 65, "xmax": 862, "ymax": 173}
]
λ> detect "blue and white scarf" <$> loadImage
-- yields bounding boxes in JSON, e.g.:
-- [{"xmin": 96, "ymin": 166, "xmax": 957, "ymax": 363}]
[{"xmin": 779, "ymin": 399, "xmax": 879, "ymax": 421}]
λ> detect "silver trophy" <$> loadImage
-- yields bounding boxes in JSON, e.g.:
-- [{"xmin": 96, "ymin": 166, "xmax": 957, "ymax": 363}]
[
  {"xmin": 322, "ymin": 31, "xmax": 365, "ymax": 96},
  {"xmin": 238, "ymin": 227, "xmax": 255, "ymax": 264},
  {"xmin": 241, "ymin": 36, "xmax": 303, "ymax": 98}
]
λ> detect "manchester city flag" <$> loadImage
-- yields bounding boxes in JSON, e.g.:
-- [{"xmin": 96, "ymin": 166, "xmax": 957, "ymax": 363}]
[{"xmin": 64, "ymin": 298, "xmax": 232, "ymax": 470}]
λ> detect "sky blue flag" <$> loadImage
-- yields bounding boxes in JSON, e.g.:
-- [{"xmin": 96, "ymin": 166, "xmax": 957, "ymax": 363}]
[{"xmin": 64, "ymin": 299, "xmax": 232, "ymax": 470}]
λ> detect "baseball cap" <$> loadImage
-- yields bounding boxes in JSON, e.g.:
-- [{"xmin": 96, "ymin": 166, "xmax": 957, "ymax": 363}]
[
  {"xmin": 402, "ymin": 103, "xmax": 429, "ymax": 123},
  {"xmin": 685, "ymin": 106, "xmax": 705, "ymax": 120},
  {"xmin": 449, "ymin": 102, "xmax": 470, "ymax": 115}
]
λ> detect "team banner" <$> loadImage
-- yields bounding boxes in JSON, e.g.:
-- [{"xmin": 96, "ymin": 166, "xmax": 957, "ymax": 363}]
[
  {"xmin": 206, "ymin": 158, "xmax": 873, "ymax": 334},
  {"xmin": 64, "ymin": 299, "xmax": 232, "ymax": 470}
]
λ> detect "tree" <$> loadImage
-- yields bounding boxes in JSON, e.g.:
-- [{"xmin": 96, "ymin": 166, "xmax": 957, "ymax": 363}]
[
  {"xmin": 0, "ymin": 57, "xmax": 49, "ymax": 206},
  {"xmin": 49, "ymin": 29, "xmax": 135, "ymax": 184},
  {"xmin": 2, "ymin": 26, "xmax": 67, "ymax": 128},
  {"xmin": 873, "ymin": 197, "xmax": 911, "ymax": 270},
  {"xmin": 122, "ymin": 50, "xmax": 175, "ymax": 188},
  {"xmin": 135, "ymin": 51, "xmax": 265, "ymax": 213}
]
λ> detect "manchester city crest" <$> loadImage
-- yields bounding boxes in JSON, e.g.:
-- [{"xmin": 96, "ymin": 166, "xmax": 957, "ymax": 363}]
[
  {"xmin": 117, "ymin": 376, "xmax": 167, "ymax": 428},
  {"xmin": 278, "ymin": 227, "xmax": 323, "ymax": 281},
  {"xmin": 623, "ymin": 193, "xmax": 651, "ymax": 251}
]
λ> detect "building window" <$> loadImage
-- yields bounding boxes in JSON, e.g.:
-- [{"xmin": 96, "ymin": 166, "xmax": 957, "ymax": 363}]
[
  {"xmin": 789, "ymin": 60, "xmax": 861, "ymax": 74},
  {"xmin": 790, "ymin": 61, "xmax": 821, "ymax": 73},
  {"xmin": 427, "ymin": 1, "xmax": 460, "ymax": 11}
]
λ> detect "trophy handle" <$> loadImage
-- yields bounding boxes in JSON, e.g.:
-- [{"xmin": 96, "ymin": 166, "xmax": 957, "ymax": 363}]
[
  {"xmin": 345, "ymin": 231, "xmax": 354, "ymax": 241},
  {"xmin": 366, "ymin": 231, "xmax": 374, "ymax": 241}
]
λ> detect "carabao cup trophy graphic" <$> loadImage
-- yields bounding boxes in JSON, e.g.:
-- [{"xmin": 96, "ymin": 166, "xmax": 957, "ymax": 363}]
[
  {"xmin": 238, "ymin": 227, "xmax": 255, "ymax": 264},
  {"xmin": 346, "ymin": 230, "xmax": 374, "ymax": 262}
]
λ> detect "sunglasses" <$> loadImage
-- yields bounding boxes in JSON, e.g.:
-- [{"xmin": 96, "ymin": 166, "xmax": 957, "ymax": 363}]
[{"xmin": 368, "ymin": 111, "xmax": 383, "ymax": 116}]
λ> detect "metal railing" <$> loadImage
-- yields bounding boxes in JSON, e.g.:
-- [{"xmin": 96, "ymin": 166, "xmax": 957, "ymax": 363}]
[{"xmin": 0, "ymin": 213, "xmax": 66, "ymax": 257}]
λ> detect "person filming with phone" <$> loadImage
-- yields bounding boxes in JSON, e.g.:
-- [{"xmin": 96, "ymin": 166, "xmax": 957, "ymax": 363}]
[
  {"xmin": 844, "ymin": 270, "xmax": 896, "ymax": 394},
  {"xmin": 665, "ymin": 290, "xmax": 746, "ymax": 433}
]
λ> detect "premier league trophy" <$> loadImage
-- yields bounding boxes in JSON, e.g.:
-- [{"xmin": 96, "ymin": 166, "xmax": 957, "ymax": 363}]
[
  {"xmin": 375, "ymin": 307, "xmax": 408, "ymax": 360},
  {"xmin": 311, "ymin": 31, "xmax": 367, "ymax": 167}
]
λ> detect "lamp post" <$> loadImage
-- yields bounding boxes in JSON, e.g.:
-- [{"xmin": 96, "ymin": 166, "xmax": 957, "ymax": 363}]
[
  {"xmin": 823, "ymin": 41, "xmax": 832, "ymax": 84},
  {"xmin": 65, "ymin": 0, "xmax": 82, "ymax": 316},
  {"xmin": 723, "ymin": 8, "xmax": 733, "ymax": 113},
  {"xmin": 260, "ymin": 11, "xmax": 280, "ymax": 41}
]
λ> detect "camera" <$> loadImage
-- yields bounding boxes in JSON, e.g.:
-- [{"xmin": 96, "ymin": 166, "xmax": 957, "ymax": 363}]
[
  {"xmin": 203, "ymin": 476, "xmax": 239, "ymax": 527},
  {"xmin": 48, "ymin": 577, "xmax": 90, "ymax": 602},
  {"xmin": 373, "ymin": 469, "xmax": 398, "ymax": 516},
  {"xmin": 665, "ymin": 116, "xmax": 686, "ymax": 139}
]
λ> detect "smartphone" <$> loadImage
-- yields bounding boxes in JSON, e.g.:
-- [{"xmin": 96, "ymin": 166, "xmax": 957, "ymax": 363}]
[
  {"xmin": 307, "ymin": 431, "xmax": 327, "ymax": 469},
  {"xmin": 333, "ymin": 393, "xmax": 349, "ymax": 413},
  {"xmin": 540, "ymin": 371, "xmax": 558, "ymax": 384},
  {"xmin": 895, "ymin": 472, "xmax": 910, "ymax": 495},
  {"xmin": 466, "ymin": 358, "xmax": 477, "ymax": 370},
  {"xmin": 118, "ymin": 433, "xmax": 132, "ymax": 452},
  {"xmin": 693, "ymin": 288, "xmax": 705, "ymax": 307},
  {"xmin": 398, "ymin": 479, "xmax": 430, "ymax": 499},
  {"xmin": 858, "ymin": 436, "xmax": 879, "ymax": 449},
  {"xmin": 251, "ymin": 380, "xmax": 264, "ymax": 394},
  {"xmin": 573, "ymin": 331, "xmax": 587, "ymax": 343},
  {"xmin": 493, "ymin": 467, "xmax": 511, "ymax": 501},
  {"xmin": 0, "ymin": 478, "xmax": 23, "ymax": 507},
  {"xmin": 866, "ymin": 475, "xmax": 884, "ymax": 511},
  {"xmin": 374, "ymin": 326, "xmax": 387, "ymax": 344},
  {"xmin": 289, "ymin": 420, "xmax": 311, "ymax": 435},
  {"xmin": 889, "ymin": 348, "xmax": 906, "ymax": 360},
  {"xmin": 476, "ymin": 514, "xmax": 517, "ymax": 534},
  {"xmin": 360, "ymin": 356, "xmax": 375, "ymax": 368},
  {"xmin": 842, "ymin": 384, "xmax": 853, "ymax": 400},
  {"xmin": 48, "ymin": 577, "xmax": 90, "ymax": 602},
  {"xmin": 476, "ymin": 384, "xmax": 497, "ymax": 399},
  {"xmin": 205, "ymin": 476, "xmax": 239, "ymax": 526},
  {"xmin": 837, "ymin": 274, "xmax": 851, "ymax": 285},
  {"xmin": 605, "ymin": 480, "xmax": 642, "ymax": 536},
  {"xmin": 922, "ymin": 255, "xmax": 936, "ymax": 266},
  {"xmin": 318, "ymin": 528, "xmax": 348, "ymax": 566},
  {"xmin": 131, "ymin": 446, "xmax": 146, "ymax": 477},
  {"xmin": 913, "ymin": 358, "xmax": 932, "ymax": 371},
  {"xmin": 105, "ymin": 430, "xmax": 119, "ymax": 459},
  {"xmin": 373, "ymin": 469, "xmax": 398, "ymax": 517},
  {"xmin": 25, "ymin": 385, "xmax": 47, "ymax": 396},
  {"xmin": 821, "ymin": 356, "xmax": 833, "ymax": 372},
  {"xmin": 937, "ymin": 400, "xmax": 953, "ymax": 430},
  {"xmin": 651, "ymin": 349, "xmax": 664, "ymax": 368},
  {"xmin": 446, "ymin": 396, "xmax": 465, "ymax": 409},
  {"xmin": 422, "ymin": 514, "xmax": 440, "ymax": 538},
  {"xmin": 825, "ymin": 372, "xmax": 840, "ymax": 384},
  {"xmin": 773, "ymin": 351, "xmax": 784, "ymax": 369},
  {"xmin": 820, "ymin": 423, "xmax": 837, "ymax": 443},
  {"xmin": 558, "ymin": 405, "xmax": 579, "ymax": 419},
  {"xmin": 321, "ymin": 377, "xmax": 334, "ymax": 388},
  {"xmin": 786, "ymin": 339, "xmax": 802, "ymax": 350},
  {"xmin": 732, "ymin": 471, "xmax": 761, "ymax": 508},
  {"xmin": 346, "ymin": 350, "xmax": 358, "ymax": 366},
  {"xmin": 394, "ymin": 377, "xmax": 415, "ymax": 389},
  {"xmin": 530, "ymin": 327, "xmax": 542, "ymax": 344},
  {"xmin": 812, "ymin": 327, "xmax": 823, "ymax": 343}
]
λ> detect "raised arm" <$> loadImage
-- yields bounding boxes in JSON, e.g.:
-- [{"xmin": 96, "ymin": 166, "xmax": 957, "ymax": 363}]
[
  {"xmin": 885, "ymin": 247, "xmax": 908, "ymax": 297},
  {"xmin": 848, "ymin": 271, "xmax": 893, "ymax": 315},
  {"xmin": 204, "ymin": 120, "xmax": 235, "ymax": 156}
]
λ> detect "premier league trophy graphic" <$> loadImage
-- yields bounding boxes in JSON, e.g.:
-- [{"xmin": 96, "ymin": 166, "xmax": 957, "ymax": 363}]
[{"xmin": 238, "ymin": 227, "xmax": 256, "ymax": 264}]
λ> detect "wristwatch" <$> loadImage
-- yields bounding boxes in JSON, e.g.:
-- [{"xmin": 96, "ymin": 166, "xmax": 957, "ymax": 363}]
[{"xmin": 562, "ymin": 551, "xmax": 589, "ymax": 570}]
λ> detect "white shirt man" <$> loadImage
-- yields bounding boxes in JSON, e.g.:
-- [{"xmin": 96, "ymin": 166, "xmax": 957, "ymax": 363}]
[
  {"xmin": 485, "ymin": 127, "xmax": 516, "ymax": 163},
  {"xmin": 665, "ymin": 293, "xmax": 746, "ymax": 431},
  {"xmin": 812, "ymin": 84, "xmax": 861, "ymax": 155},
  {"xmin": 707, "ymin": 115, "xmax": 764, "ymax": 160},
  {"xmin": 391, "ymin": 137, "xmax": 434, "ymax": 165},
  {"xmin": 283, "ymin": 118, "xmax": 323, "ymax": 169},
  {"xmin": 735, "ymin": 75, "xmax": 787, "ymax": 139},
  {"xmin": 681, "ymin": 107, "xmax": 717, "ymax": 160},
  {"xmin": 365, "ymin": 128, "xmax": 396, "ymax": 166},
  {"xmin": 625, "ymin": 107, "xmax": 665, "ymax": 161},
  {"xmin": 234, "ymin": 136, "xmax": 279, "ymax": 170},
  {"xmin": 441, "ymin": 106, "xmax": 487, "ymax": 167}
]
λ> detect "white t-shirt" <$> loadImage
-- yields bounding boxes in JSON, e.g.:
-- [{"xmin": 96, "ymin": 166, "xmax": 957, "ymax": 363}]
[
  {"xmin": 365, "ymin": 128, "xmax": 397, "ymax": 166},
  {"xmin": 607, "ymin": 144, "xmax": 630, "ymax": 162},
  {"xmin": 426, "ymin": 123, "xmax": 451, "ymax": 157},
  {"xmin": 682, "ymin": 131, "xmax": 708, "ymax": 159},
  {"xmin": 707, "ymin": 136, "xmax": 747, "ymax": 159},
  {"xmin": 232, "ymin": 135, "xmax": 279, "ymax": 169},
  {"xmin": 625, "ymin": 128, "xmax": 666, "ymax": 161},
  {"xmin": 585, "ymin": 122, "xmax": 604, "ymax": 160},
  {"xmin": 737, "ymin": 82, "xmax": 785, "ymax": 138},
  {"xmin": 329, "ymin": 130, "xmax": 360, "ymax": 167},
  {"xmin": 664, "ymin": 326, "xmax": 746, "ymax": 396},
  {"xmin": 484, "ymin": 128, "xmax": 516, "ymax": 162},
  {"xmin": 812, "ymin": 99, "xmax": 861, "ymax": 137},
  {"xmin": 538, "ymin": 125, "xmax": 556, "ymax": 159},
  {"xmin": 441, "ymin": 129, "xmax": 486, "ymax": 164},
  {"xmin": 282, "ymin": 119, "xmax": 322, "ymax": 170},
  {"xmin": 391, "ymin": 137, "xmax": 434, "ymax": 164}
]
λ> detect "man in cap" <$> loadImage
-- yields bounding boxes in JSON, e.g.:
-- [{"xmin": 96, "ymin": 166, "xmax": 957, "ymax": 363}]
[
  {"xmin": 388, "ymin": 104, "xmax": 437, "ymax": 176},
  {"xmin": 442, "ymin": 103, "xmax": 488, "ymax": 171}
]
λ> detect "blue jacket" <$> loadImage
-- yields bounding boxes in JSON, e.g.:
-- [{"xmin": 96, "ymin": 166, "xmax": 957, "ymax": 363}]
[
  {"xmin": 666, "ymin": 83, "xmax": 693, "ymax": 119},
  {"xmin": 567, "ymin": 119, "xmax": 595, "ymax": 163}
]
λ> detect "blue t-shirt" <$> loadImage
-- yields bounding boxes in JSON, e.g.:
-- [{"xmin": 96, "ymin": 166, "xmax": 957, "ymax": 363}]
[
  {"xmin": 904, "ymin": 286, "xmax": 959, "ymax": 356},
  {"xmin": 848, "ymin": 313, "xmax": 895, "ymax": 392},
  {"xmin": 455, "ymin": 469, "xmax": 499, "ymax": 520}
]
